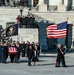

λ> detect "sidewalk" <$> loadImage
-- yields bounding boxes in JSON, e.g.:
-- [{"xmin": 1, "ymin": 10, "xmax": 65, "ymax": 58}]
[{"xmin": 0, "ymin": 53, "xmax": 74, "ymax": 75}]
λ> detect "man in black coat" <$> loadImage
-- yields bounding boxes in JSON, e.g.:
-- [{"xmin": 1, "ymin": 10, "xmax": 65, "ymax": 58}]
[
  {"xmin": 2, "ymin": 43, "xmax": 8, "ymax": 63},
  {"xmin": 15, "ymin": 43, "xmax": 21, "ymax": 63},
  {"xmin": 27, "ymin": 45, "xmax": 34, "ymax": 66},
  {"xmin": 0, "ymin": 43, "xmax": 3, "ymax": 63},
  {"xmin": 21, "ymin": 41, "xmax": 26, "ymax": 57},
  {"xmin": 55, "ymin": 44, "xmax": 67, "ymax": 67},
  {"xmin": 25, "ymin": 41, "xmax": 30, "ymax": 56}
]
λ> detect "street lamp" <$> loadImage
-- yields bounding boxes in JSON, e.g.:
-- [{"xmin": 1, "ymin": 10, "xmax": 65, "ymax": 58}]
[{"xmin": 19, "ymin": 6, "xmax": 24, "ymax": 17}]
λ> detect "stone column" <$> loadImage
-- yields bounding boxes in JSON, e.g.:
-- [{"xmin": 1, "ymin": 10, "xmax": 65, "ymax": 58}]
[
  {"xmin": 57, "ymin": 0, "xmax": 66, "ymax": 12},
  {"xmin": 37, "ymin": 0, "xmax": 47, "ymax": 12},
  {"xmin": 72, "ymin": 0, "xmax": 74, "ymax": 10}
]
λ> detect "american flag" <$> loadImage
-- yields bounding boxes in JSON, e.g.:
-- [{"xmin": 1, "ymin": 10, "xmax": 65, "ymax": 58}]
[{"xmin": 46, "ymin": 22, "xmax": 67, "ymax": 38}]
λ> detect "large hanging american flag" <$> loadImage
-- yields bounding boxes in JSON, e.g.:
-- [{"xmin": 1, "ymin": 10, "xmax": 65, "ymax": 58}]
[{"xmin": 46, "ymin": 22, "xmax": 67, "ymax": 38}]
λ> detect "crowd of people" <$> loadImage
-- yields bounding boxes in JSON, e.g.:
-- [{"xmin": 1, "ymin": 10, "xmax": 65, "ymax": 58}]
[
  {"xmin": 16, "ymin": 15, "xmax": 38, "ymax": 28},
  {"xmin": 0, "ymin": 0, "xmax": 28, "ymax": 7},
  {"xmin": 0, "ymin": 41, "xmax": 40, "ymax": 66},
  {"xmin": 0, "ymin": 39, "xmax": 67, "ymax": 67}
]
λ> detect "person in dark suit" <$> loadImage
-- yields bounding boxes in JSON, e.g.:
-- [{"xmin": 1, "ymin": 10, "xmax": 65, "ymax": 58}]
[
  {"xmin": 37, "ymin": 43, "xmax": 40, "ymax": 57},
  {"xmin": 2, "ymin": 43, "xmax": 8, "ymax": 63},
  {"xmin": 32, "ymin": 43, "xmax": 40, "ymax": 66},
  {"xmin": 15, "ymin": 43, "xmax": 21, "ymax": 63},
  {"xmin": 2, "ymin": 0, "xmax": 5, "ymax": 6},
  {"xmin": 0, "ymin": 43, "xmax": 3, "ymax": 63},
  {"xmin": 55, "ymin": 44, "xmax": 67, "ymax": 67},
  {"xmin": 21, "ymin": 41, "xmax": 26, "ymax": 57},
  {"xmin": 26, "ymin": 41, "xmax": 30, "ymax": 56},
  {"xmin": 27, "ymin": 45, "xmax": 34, "ymax": 66},
  {"xmin": 6, "ymin": 0, "xmax": 10, "ymax": 6}
]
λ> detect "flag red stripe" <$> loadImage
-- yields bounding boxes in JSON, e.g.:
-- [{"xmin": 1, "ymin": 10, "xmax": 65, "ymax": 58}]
[
  {"xmin": 46, "ymin": 23, "xmax": 67, "ymax": 38},
  {"xmin": 47, "ymin": 35, "xmax": 66, "ymax": 38}
]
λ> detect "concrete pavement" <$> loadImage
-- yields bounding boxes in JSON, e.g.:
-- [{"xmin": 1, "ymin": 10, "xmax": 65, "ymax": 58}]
[{"xmin": 0, "ymin": 53, "xmax": 74, "ymax": 75}]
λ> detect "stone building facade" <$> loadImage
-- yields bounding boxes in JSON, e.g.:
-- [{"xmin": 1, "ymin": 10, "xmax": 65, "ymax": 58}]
[
  {"xmin": 0, "ymin": 0, "xmax": 74, "ymax": 8},
  {"xmin": 0, "ymin": 0, "xmax": 74, "ymax": 51}
]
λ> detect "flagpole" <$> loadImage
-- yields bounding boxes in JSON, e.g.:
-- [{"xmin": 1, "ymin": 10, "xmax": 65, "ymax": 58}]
[{"xmin": 65, "ymin": 17, "xmax": 68, "ymax": 48}]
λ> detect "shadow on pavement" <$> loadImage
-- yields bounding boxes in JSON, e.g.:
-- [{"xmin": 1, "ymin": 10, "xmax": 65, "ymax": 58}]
[
  {"xmin": 67, "ymin": 65, "xmax": 74, "ymax": 67},
  {"xmin": 38, "ymin": 63, "xmax": 55, "ymax": 66},
  {"xmin": 19, "ymin": 60, "xmax": 28, "ymax": 63},
  {"xmin": 40, "ymin": 56, "xmax": 56, "ymax": 58}
]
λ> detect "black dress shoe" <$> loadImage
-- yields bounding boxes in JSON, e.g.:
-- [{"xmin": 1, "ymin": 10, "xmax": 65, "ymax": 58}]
[
  {"xmin": 28, "ymin": 64, "xmax": 32, "ymax": 66},
  {"xmin": 55, "ymin": 65, "xmax": 61, "ymax": 67}
]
